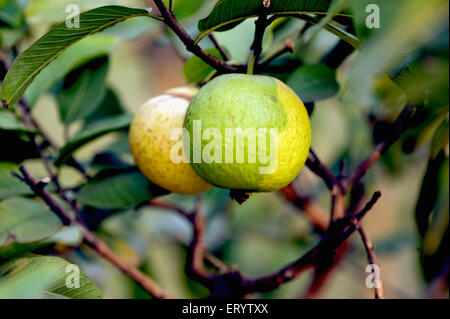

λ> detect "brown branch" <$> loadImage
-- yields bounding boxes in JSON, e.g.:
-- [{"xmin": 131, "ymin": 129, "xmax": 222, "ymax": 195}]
[
  {"xmin": 241, "ymin": 192, "xmax": 381, "ymax": 293},
  {"xmin": 302, "ymin": 242, "xmax": 349, "ymax": 299},
  {"xmin": 247, "ymin": 9, "xmax": 269, "ymax": 74},
  {"xmin": 346, "ymin": 105, "xmax": 416, "ymax": 191},
  {"xmin": 330, "ymin": 184, "xmax": 345, "ymax": 223},
  {"xmin": 150, "ymin": 190, "xmax": 381, "ymax": 298},
  {"xmin": 14, "ymin": 166, "xmax": 171, "ymax": 299},
  {"xmin": 18, "ymin": 99, "xmax": 80, "ymax": 214},
  {"xmin": 280, "ymin": 184, "xmax": 328, "ymax": 231},
  {"xmin": 149, "ymin": 198, "xmax": 217, "ymax": 289},
  {"xmin": 358, "ymin": 225, "xmax": 383, "ymax": 299},
  {"xmin": 208, "ymin": 34, "xmax": 230, "ymax": 62},
  {"xmin": 185, "ymin": 197, "xmax": 216, "ymax": 288},
  {"xmin": 153, "ymin": 0, "xmax": 239, "ymax": 74},
  {"xmin": 306, "ymin": 149, "xmax": 345, "ymax": 192}
]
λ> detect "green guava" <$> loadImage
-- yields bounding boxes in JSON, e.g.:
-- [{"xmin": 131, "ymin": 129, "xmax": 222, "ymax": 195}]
[{"xmin": 183, "ymin": 74, "xmax": 311, "ymax": 192}]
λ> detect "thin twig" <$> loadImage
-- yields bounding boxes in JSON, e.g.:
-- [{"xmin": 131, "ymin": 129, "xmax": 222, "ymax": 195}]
[
  {"xmin": 241, "ymin": 192, "xmax": 382, "ymax": 293},
  {"xmin": 208, "ymin": 34, "xmax": 230, "ymax": 61},
  {"xmin": 280, "ymin": 184, "xmax": 328, "ymax": 231},
  {"xmin": 346, "ymin": 105, "xmax": 416, "ymax": 191},
  {"xmin": 153, "ymin": 0, "xmax": 239, "ymax": 74},
  {"xmin": 358, "ymin": 225, "xmax": 383, "ymax": 299},
  {"xmin": 307, "ymin": 149, "xmax": 345, "ymax": 192}
]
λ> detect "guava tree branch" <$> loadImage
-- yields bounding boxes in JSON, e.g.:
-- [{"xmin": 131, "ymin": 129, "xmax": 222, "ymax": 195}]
[
  {"xmin": 358, "ymin": 225, "xmax": 383, "ymax": 299},
  {"xmin": 346, "ymin": 105, "xmax": 417, "ymax": 192},
  {"xmin": 152, "ymin": 0, "xmax": 239, "ymax": 74},
  {"xmin": 14, "ymin": 166, "xmax": 171, "ymax": 299},
  {"xmin": 306, "ymin": 149, "xmax": 345, "ymax": 192},
  {"xmin": 280, "ymin": 184, "xmax": 328, "ymax": 232},
  {"xmin": 149, "ymin": 198, "xmax": 221, "ymax": 289},
  {"xmin": 240, "ymin": 191, "xmax": 381, "ymax": 294},
  {"xmin": 150, "ymin": 191, "xmax": 381, "ymax": 298},
  {"xmin": 208, "ymin": 34, "xmax": 230, "ymax": 62}
]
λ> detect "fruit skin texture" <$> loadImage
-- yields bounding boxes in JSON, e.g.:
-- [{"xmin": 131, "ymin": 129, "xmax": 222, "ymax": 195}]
[
  {"xmin": 184, "ymin": 74, "xmax": 311, "ymax": 192},
  {"xmin": 129, "ymin": 87, "xmax": 212, "ymax": 194}
]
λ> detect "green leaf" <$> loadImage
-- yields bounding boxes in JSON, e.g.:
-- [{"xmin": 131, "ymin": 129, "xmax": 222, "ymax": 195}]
[
  {"xmin": 57, "ymin": 56, "xmax": 109, "ymax": 124},
  {"xmin": 164, "ymin": 0, "xmax": 206, "ymax": 20},
  {"xmin": 0, "ymin": 162, "xmax": 32, "ymax": 200},
  {"xmin": 0, "ymin": 197, "xmax": 62, "ymax": 247},
  {"xmin": 25, "ymin": 0, "xmax": 118, "ymax": 25},
  {"xmin": 77, "ymin": 169, "xmax": 168, "ymax": 210},
  {"xmin": 85, "ymin": 87, "xmax": 125, "ymax": 125},
  {"xmin": 431, "ymin": 116, "xmax": 449, "ymax": 159},
  {"xmin": 55, "ymin": 113, "xmax": 133, "ymax": 166},
  {"xmin": 0, "ymin": 0, "xmax": 23, "ymax": 28},
  {"xmin": 0, "ymin": 255, "xmax": 103, "ymax": 298},
  {"xmin": 183, "ymin": 48, "xmax": 221, "ymax": 84},
  {"xmin": 196, "ymin": 0, "xmax": 351, "ymax": 44},
  {"xmin": 302, "ymin": 0, "xmax": 349, "ymax": 43},
  {"xmin": 25, "ymin": 34, "xmax": 118, "ymax": 106},
  {"xmin": 0, "ymin": 5, "xmax": 161, "ymax": 107},
  {"xmin": 286, "ymin": 64, "xmax": 339, "ymax": 102}
]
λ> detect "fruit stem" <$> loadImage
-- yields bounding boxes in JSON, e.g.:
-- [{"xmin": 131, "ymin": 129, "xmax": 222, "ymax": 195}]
[{"xmin": 247, "ymin": 10, "xmax": 269, "ymax": 74}]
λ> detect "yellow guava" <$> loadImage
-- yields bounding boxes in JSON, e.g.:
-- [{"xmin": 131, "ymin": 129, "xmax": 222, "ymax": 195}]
[{"xmin": 129, "ymin": 87, "xmax": 212, "ymax": 194}]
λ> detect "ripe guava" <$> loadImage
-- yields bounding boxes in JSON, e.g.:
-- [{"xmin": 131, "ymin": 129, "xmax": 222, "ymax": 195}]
[
  {"xmin": 129, "ymin": 87, "xmax": 212, "ymax": 194},
  {"xmin": 183, "ymin": 74, "xmax": 311, "ymax": 192}
]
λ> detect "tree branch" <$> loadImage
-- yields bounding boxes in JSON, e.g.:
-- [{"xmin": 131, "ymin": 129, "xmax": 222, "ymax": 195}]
[
  {"xmin": 279, "ymin": 184, "xmax": 328, "ymax": 232},
  {"xmin": 153, "ymin": 0, "xmax": 239, "ymax": 74},
  {"xmin": 306, "ymin": 149, "xmax": 345, "ymax": 192},
  {"xmin": 247, "ymin": 7, "xmax": 270, "ymax": 74},
  {"xmin": 346, "ymin": 105, "xmax": 417, "ymax": 191},
  {"xmin": 358, "ymin": 225, "xmax": 384, "ymax": 299},
  {"xmin": 14, "ymin": 166, "xmax": 171, "ymax": 299},
  {"xmin": 208, "ymin": 34, "xmax": 230, "ymax": 62},
  {"xmin": 241, "ymin": 191, "xmax": 382, "ymax": 293}
]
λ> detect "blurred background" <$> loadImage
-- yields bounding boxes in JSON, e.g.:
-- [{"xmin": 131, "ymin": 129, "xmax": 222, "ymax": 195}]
[{"xmin": 0, "ymin": 0, "xmax": 448, "ymax": 298}]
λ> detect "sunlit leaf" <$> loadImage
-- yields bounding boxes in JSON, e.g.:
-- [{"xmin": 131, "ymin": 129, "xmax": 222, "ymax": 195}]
[
  {"xmin": 0, "ymin": 163, "xmax": 32, "ymax": 200},
  {"xmin": 1, "ymin": 5, "xmax": 160, "ymax": 107},
  {"xmin": 0, "ymin": 197, "xmax": 62, "ymax": 247},
  {"xmin": 0, "ymin": 255, "xmax": 103, "ymax": 298}
]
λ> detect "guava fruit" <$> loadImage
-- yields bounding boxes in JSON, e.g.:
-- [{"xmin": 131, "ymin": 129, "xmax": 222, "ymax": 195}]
[
  {"xmin": 129, "ymin": 87, "xmax": 212, "ymax": 194},
  {"xmin": 183, "ymin": 74, "xmax": 311, "ymax": 193}
]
